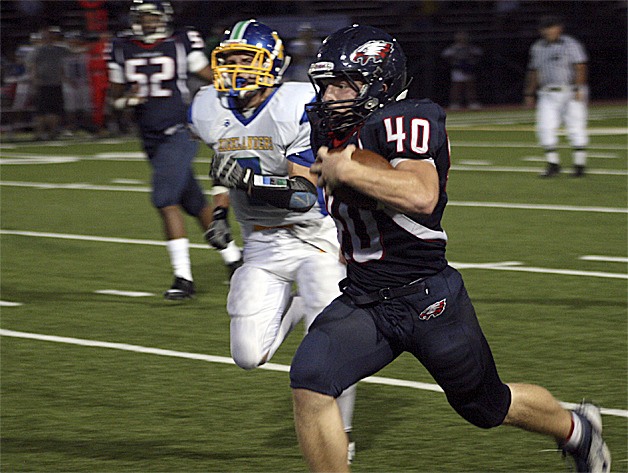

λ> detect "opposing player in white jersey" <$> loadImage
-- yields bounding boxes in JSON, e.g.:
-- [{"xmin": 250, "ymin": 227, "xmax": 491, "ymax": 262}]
[
  {"xmin": 188, "ymin": 19, "xmax": 357, "ymax": 462},
  {"xmin": 524, "ymin": 15, "xmax": 589, "ymax": 177}
]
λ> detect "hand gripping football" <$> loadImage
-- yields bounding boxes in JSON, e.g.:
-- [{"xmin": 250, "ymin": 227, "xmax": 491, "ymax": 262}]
[{"xmin": 329, "ymin": 147, "xmax": 392, "ymax": 209}]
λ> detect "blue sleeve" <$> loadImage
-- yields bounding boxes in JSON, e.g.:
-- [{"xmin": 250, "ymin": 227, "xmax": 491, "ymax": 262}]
[{"xmin": 287, "ymin": 149, "xmax": 315, "ymax": 168}]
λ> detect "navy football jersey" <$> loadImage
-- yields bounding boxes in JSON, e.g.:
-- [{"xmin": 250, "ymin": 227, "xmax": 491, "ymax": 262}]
[
  {"xmin": 107, "ymin": 29, "xmax": 208, "ymax": 134},
  {"xmin": 310, "ymin": 98, "xmax": 450, "ymax": 290}
]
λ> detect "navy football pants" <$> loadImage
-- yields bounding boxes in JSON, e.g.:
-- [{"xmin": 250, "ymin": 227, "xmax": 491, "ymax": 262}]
[
  {"xmin": 143, "ymin": 127, "xmax": 207, "ymax": 217},
  {"xmin": 290, "ymin": 265, "xmax": 511, "ymax": 429}
]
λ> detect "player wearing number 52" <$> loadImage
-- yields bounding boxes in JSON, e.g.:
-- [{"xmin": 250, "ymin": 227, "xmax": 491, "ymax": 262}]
[{"xmin": 106, "ymin": 0, "xmax": 242, "ymax": 300}]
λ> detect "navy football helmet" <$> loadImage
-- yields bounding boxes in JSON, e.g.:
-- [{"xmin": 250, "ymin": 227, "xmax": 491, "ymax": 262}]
[
  {"xmin": 307, "ymin": 25, "xmax": 407, "ymax": 134},
  {"xmin": 211, "ymin": 19, "xmax": 289, "ymax": 99},
  {"xmin": 130, "ymin": 0, "xmax": 173, "ymax": 44}
]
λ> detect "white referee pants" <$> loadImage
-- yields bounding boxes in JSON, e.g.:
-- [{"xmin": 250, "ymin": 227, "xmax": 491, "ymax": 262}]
[{"xmin": 536, "ymin": 90, "xmax": 588, "ymax": 150}]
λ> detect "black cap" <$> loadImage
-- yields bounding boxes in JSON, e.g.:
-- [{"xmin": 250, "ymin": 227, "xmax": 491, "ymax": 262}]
[{"xmin": 538, "ymin": 15, "xmax": 564, "ymax": 29}]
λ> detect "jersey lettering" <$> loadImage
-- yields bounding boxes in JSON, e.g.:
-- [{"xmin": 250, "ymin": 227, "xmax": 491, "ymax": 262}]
[
  {"xmin": 384, "ymin": 116, "xmax": 406, "ymax": 153},
  {"xmin": 125, "ymin": 56, "xmax": 175, "ymax": 97},
  {"xmin": 383, "ymin": 116, "xmax": 431, "ymax": 155},
  {"xmin": 335, "ymin": 200, "xmax": 383, "ymax": 263},
  {"xmin": 410, "ymin": 118, "xmax": 430, "ymax": 154},
  {"xmin": 186, "ymin": 30, "xmax": 205, "ymax": 49}
]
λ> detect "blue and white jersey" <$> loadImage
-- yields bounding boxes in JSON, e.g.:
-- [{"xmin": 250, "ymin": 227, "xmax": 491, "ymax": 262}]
[
  {"xmin": 107, "ymin": 29, "xmax": 208, "ymax": 134},
  {"xmin": 189, "ymin": 82, "xmax": 327, "ymax": 236},
  {"xmin": 527, "ymin": 34, "xmax": 588, "ymax": 88},
  {"xmin": 310, "ymin": 98, "xmax": 450, "ymax": 291}
]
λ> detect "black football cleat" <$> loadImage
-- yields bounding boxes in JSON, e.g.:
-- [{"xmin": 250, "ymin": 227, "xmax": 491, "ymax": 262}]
[
  {"xmin": 572, "ymin": 165, "xmax": 586, "ymax": 177},
  {"xmin": 164, "ymin": 277, "xmax": 195, "ymax": 300},
  {"xmin": 540, "ymin": 162, "xmax": 561, "ymax": 178}
]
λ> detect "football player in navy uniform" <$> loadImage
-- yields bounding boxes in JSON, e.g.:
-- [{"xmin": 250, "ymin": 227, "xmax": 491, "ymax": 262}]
[
  {"xmin": 106, "ymin": 0, "xmax": 242, "ymax": 300},
  {"xmin": 289, "ymin": 25, "xmax": 610, "ymax": 473}
]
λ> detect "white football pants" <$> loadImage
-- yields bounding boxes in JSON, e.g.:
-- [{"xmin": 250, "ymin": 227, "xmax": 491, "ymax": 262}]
[
  {"xmin": 227, "ymin": 218, "xmax": 345, "ymax": 370},
  {"xmin": 536, "ymin": 89, "xmax": 588, "ymax": 150}
]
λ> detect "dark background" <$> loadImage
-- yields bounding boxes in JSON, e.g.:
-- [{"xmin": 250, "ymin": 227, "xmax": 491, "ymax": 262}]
[{"xmin": 2, "ymin": 0, "xmax": 626, "ymax": 106}]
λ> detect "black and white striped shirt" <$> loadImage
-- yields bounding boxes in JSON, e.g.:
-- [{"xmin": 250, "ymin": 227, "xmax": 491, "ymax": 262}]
[{"xmin": 527, "ymin": 34, "xmax": 587, "ymax": 87}]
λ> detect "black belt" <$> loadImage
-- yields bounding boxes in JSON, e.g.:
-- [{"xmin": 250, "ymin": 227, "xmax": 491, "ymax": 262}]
[
  {"xmin": 339, "ymin": 277, "xmax": 428, "ymax": 306},
  {"xmin": 546, "ymin": 86, "xmax": 576, "ymax": 92}
]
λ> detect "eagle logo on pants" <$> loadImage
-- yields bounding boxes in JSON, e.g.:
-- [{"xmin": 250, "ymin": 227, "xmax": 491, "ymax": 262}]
[
  {"xmin": 419, "ymin": 298, "xmax": 447, "ymax": 321},
  {"xmin": 350, "ymin": 41, "xmax": 392, "ymax": 65}
]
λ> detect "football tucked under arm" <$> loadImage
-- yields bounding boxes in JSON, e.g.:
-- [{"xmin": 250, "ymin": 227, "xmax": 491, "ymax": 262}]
[{"xmin": 328, "ymin": 148, "xmax": 393, "ymax": 209}]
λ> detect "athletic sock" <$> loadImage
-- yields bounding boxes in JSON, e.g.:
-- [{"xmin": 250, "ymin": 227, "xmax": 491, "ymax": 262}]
[
  {"xmin": 545, "ymin": 149, "xmax": 560, "ymax": 165},
  {"xmin": 573, "ymin": 149, "xmax": 587, "ymax": 167},
  {"xmin": 167, "ymin": 238, "xmax": 192, "ymax": 281},
  {"xmin": 338, "ymin": 383, "xmax": 357, "ymax": 433},
  {"xmin": 563, "ymin": 411, "xmax": 584, "ymax": 451}
]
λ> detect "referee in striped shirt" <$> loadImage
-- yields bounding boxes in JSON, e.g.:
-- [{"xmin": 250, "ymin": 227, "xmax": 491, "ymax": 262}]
[{"xmin": 524, "ymin": 15, "xmax": 589, "ymax": 177}]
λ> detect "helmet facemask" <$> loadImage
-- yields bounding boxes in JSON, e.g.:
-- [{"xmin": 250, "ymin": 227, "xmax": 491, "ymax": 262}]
[
  {"xmin": 306, "ymin": 26, "xmax": 407, "ymax": 135},
  {"xmin": 307, "ymin": 71, "xmax": 377, "ymax": 133},
  {"xmin": 130, "ymin": 1, "xmax": 173, "ymax": 44},
  {"xmin": 212, "ymin": 44, "xmax": 284, "ymax": 98},
  {"xmin": 211, "ymin": 21, "xmax": 289, "ymax": 104}
]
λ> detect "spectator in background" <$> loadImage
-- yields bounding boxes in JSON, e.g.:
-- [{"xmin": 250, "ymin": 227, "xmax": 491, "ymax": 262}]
[
  {"xmin": 285, "ymin": 23, "xmax": 321, "ymax": 82},
  {"xmin": 87, "ymin": 31, "xmax": 112, "ymax": 137},
  {"xmin": 441, "ymin": 30, "xmax": 483, "ymax": 110},
  {"xmin": 524, "ymin": 15, "xmax": 589, "ymax": 178},
  {"xmin": 62, "ymin": 30, "xmax": 93, "ymax": 135},
  {"xmin": 10, "ymin": 33, "xmax": 40, "ymax": 129},
  {"xmin": 30, "ymin": 26, "xmax": 70, "ymax": 140}
]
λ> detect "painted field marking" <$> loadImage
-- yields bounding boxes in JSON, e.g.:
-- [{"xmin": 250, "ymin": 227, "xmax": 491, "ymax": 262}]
[
  {"xmin": 447, "ymin": 201, "xmax": 627, "ymax": 214},
  {"xmin": 449, "ymin": 166, "xmax": 627, "ymax": 176},
  {"xmin": 0, "ymin": 301, "xmax": 23, "ymax": 307},
  {"xmin": 580, "ymin": 255, "xmax": 628, "ymax": 263},
  {"xmin": 1, "ymin": 328, "xmax": 625, "ymax": 419},
  {"xmin": 2, "ymin": 230, "xmax": 626, "ymax": 280},
  {"xmin": 523, "ymin": 153, "xmax": 618, "ymax": 162},
  {"xmin": 95, "ymin": 290, "xmax": 155, "ymax": 297},
  {"xmin": 2, "ymin": 181, "xmax": 627, "ymax": 213},
  {"xmin": 457, "ymin": 160, "xmax": 493, "ymax": 166}
]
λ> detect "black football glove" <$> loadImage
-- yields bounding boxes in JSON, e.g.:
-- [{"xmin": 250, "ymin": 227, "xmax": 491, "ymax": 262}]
[
  {"xmin": 210, "ymin": 155, "xmax": 254, "ymax": 191},
  {"xmin": 204, "ymin": 206, "xmax": 232, "ymax": 250}
]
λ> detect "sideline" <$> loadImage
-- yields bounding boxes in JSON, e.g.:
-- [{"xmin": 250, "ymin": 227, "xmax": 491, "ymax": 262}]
[{"xmin": 1, "ymin": 328, "xmax": 626, "ymax": 419}]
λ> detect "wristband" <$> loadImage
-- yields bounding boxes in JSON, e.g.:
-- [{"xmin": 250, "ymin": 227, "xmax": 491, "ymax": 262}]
[{"xmin": 210, "ymin": 185, "xmax": 230, "ymax": 195}]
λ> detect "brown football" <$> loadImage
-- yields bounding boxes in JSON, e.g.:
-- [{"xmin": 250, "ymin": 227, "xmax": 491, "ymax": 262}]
[{"xmin": 329, "ymin": 148, "xmax": 392, "ymax": 209}]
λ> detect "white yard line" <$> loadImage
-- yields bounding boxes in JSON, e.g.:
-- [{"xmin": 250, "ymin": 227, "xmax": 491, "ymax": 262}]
[
  {"xmin": 1, "ymin": 181, "xmax": 626, "ymax": 213},
  {"xmin": 0, "ymin": 301, "xmax": 23, "ymax": 307},
  {"xmin": 580, "ymin": 255, "xmax": 628, "ymax": 263},
  {"xmin": 2, "ymin": 230, "xmax": 626, "ymax": 279},
  {"xmin": 1, "ymin": 328, "xmax": 625, "ymax": 419},
  {"xmin": 95, "ymin": 290, "xmax": 155, "ymax": 297}
]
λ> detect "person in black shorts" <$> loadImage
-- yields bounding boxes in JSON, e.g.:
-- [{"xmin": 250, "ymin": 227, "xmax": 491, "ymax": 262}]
[
  {"xmin": 30, "ymin": 27, "xmax": 69, "ymax": 140},
  {"xmin": 289, "ymin": 24, "xmax": 611, "ymax": 473}
]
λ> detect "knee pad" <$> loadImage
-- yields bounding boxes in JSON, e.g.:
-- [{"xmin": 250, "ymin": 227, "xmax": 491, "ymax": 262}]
[
  {"xmin": 290, "ymin": 329, "xmax": 340, "ymax": 397},
  {"xmin": 446, "ymin": 382, "xmax": 511, "ymax": 429},
  {"xmin": 230, "ymin": 317, "xmax": 264, "ymax": 371},
  {"xmin": 227, "ymin": 266, "xmax": 292, "ymax": 370},
  {"xmin": 180, "ymin": 180, "xmax": 207, "ymax": 217}
]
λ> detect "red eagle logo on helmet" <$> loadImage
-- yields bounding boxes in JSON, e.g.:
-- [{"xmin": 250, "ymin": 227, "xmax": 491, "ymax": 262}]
[{"xmin": 350, "ymin": 40, "xmax": 392, "ymax": 65}]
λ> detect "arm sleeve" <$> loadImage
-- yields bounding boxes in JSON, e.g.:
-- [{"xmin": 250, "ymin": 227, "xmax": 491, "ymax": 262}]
[{"xmin": 286, "ymin": 97, "xmax": 315, "ymax": 168}]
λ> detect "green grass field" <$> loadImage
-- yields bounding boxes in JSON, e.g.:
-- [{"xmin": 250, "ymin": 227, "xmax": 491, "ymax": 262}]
[{"xmin": 1, "ymin": 104, "xmax": 626, "ymax": 472}]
